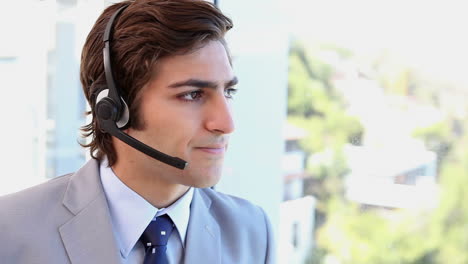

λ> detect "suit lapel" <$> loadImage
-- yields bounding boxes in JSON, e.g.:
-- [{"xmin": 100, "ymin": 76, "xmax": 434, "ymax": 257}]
[
  {"xmin": 59, "ymin": 159, "xmax": 120, "ymax": 264},
  {"xmin": 184, "ymin": 188, "xmax": 221, "ymax": 264}
]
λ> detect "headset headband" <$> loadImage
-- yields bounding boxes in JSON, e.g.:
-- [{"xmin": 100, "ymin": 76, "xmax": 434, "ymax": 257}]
[{"xmin": 102, "ymin": 5, "xmax": 129, "ymax": 114}]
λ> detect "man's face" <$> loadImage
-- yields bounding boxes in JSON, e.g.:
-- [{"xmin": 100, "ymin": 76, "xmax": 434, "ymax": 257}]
[{"xmin": 126, "ymin": 40, "xmax": 237, "ymax": 188}]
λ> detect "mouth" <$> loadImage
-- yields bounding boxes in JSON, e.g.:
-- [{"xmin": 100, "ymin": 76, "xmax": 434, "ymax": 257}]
[{"xmin": 194, "ymin": 145, "xmax": 226, "ymax": 155}]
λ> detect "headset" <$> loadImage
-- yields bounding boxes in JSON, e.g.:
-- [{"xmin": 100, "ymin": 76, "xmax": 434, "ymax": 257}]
[{"xmin": 94, "ymin": 5, "xmax": 188, "ymax": 170}]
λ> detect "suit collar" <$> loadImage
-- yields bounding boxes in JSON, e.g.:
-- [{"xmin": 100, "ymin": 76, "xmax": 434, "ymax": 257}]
[
  {"xmin": 184, "ymin": 188, "xmax": 221, "ymax": 263},
  {"xmin": 62, "ymin": 159, "xmax": 102, "ymax": 214},
  {"xmin": 59, "ymin": 159, "xmax": 121, "ymax": 264}
]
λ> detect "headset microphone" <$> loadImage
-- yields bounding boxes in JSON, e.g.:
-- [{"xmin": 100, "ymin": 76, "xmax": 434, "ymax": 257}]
[{"xmin": 95, "ymin": 5, "xmax": 188, "ymax": 170}]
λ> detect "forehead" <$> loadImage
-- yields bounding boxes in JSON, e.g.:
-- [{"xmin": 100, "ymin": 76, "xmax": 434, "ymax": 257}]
[{"xmin": 151, "ymin": 40, "xmax": 234, "ymax": 85}]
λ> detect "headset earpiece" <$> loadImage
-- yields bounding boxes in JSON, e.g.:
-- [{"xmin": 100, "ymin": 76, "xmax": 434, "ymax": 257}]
[
  {"xmin": 95, "ymin": 88, "xmax": 130, "ymax": 128},
  {"xmin": 96, "ymin": 97, "xmax": 117, "ymax": 121}
]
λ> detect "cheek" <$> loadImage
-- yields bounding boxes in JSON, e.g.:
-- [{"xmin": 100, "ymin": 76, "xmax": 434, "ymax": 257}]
[
  {"xmin": 140, "ymin": 98, "xmax": 205, "ymax": 151},
  {"xmin": 146, "ymin": 116, "xmax": 201, "ymax": 151}
]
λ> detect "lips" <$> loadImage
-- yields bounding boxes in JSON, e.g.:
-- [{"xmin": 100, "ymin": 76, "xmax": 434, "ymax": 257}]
[{"xmin": 195, "ymin": 145, "xmax": 226, "ymax": 154}]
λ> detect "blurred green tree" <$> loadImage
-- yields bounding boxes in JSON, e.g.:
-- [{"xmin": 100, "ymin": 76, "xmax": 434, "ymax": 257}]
[
  {"xmin": 288, "ymin": 39, "xmax": 468, "ymax": 264},
  {"xmin": 287, "ymin": 40, "xmax": 363, "ymax": 209},
  {"xmin": 287, "ymin": 40, "xmax": 363, "ymax": 263}
]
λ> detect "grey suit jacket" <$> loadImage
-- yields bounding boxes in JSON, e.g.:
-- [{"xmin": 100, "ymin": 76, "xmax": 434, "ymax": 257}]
[{"xmin": 0, "ymin": 159, "xmax": 276, "ymax": 263}]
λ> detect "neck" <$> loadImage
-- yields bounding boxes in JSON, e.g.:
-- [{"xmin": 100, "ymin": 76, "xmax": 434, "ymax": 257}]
[{"xmin": 111, "ymin": 157, "xmax": 189, "ymax": 209}]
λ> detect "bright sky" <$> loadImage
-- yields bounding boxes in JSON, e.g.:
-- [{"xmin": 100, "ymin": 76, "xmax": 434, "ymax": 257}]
[{"xmin": 281, "ymin": 0, "xmax": 468, "ymax": 84}]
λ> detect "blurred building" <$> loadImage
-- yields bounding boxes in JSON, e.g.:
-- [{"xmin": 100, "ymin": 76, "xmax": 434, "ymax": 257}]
[
  {"xmin": 280, "ymin": 122, "xmax": 316, "ymax": 264},
  {"xmin": 344, "ymin": 143, "xmax": 438, "ymax": 209},
  {"xmin": 283, "ymin": 122, "xmax": 308, "ymax": 201},
  {"xmin": 0, "ymin": 1, "xmax": 75, "ymax": 194},
  {"xmin": 0, "ymin": 0, "xmax": 110, "ymax": 195},
  {"xmin": 331, "ymin": 56, "xmax": 441, "ymax": 210},
  {"xmin": 279, "ymin": 196, "xmax": 316, "ymax": 264}
]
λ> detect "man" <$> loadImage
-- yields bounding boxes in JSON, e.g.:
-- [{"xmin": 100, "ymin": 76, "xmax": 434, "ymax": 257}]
[{"xmin": 0, "ymin": 0, "xmax": 275, "ymax": 263}]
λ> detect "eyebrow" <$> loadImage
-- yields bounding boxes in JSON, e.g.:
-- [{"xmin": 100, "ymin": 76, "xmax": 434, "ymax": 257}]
[{"xmin": 168, "ymin": 76, "xmax": 238, "ymax": 90}]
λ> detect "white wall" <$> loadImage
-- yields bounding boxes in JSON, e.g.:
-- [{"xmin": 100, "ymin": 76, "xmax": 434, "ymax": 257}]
[{"xmin": 0, "ymin": 1, "xmax": 52, "ymax": 194}]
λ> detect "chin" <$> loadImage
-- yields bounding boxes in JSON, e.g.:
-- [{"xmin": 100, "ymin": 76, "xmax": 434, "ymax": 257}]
[{"xmin": 183, "ymin": 166, "xmax": 223, "ymax": 188}]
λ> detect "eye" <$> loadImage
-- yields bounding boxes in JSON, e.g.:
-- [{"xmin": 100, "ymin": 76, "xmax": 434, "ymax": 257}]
[
  {"xmin": 224, "ymin": 87, "xmax": 238, "ymax": 99},
  {"xmin": 179, "ymin": 90, "xmax": 204, "ymax": 101}
]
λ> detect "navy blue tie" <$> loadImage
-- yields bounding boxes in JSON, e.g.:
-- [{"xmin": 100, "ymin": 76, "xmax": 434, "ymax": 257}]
[{"xmin": 140, "ymin": 214, "xmax": 175, "ymax": 264}]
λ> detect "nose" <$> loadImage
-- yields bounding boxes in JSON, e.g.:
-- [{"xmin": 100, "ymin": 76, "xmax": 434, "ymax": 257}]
[{"xmin": 205, "ymin": 94, "xmax": 235, "ymax": 135}]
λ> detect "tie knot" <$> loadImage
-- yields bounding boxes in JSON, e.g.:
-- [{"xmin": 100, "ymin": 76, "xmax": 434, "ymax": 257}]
[{"xmin": 140, "ymin": 214, "xmax": 175, "ymax": 248}]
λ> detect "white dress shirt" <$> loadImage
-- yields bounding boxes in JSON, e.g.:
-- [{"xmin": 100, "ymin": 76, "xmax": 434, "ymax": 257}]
[{"xmin": 99, "ymin": 158, "xmax": 194, "ymax": 264}]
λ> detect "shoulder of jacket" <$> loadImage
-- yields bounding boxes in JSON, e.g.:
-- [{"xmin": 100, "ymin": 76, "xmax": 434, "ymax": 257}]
[{"xmin": 0, "ymin": 173, "xmax": 72, "ymax": 212}]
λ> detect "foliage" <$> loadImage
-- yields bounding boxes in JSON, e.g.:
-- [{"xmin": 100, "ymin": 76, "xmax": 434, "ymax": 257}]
[
  {"xmin": 287, "ymin": 40, "xmax": 363, "ymax": 210},
  {"xmin": 316, "ymin": 199, "xmax": 437, "ymax": 264},
  {"xmin": 287, "ymin": 39, "xmax": 468, "ymax": 264},
  {"xmin": 413, "ymin": 120, "xmax": 459, "ymax": 176},
  {"xmin": 429, "ymin": 139, "xmax": 468, "ymax": 264}
]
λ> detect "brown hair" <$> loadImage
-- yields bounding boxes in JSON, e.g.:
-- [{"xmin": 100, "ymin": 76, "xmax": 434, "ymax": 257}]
[{"xmin": 80, "ymin": 0, "xmax": 233, "ymax": 166}]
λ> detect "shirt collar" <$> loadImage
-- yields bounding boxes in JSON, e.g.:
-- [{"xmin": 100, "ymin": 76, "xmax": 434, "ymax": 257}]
[{"xmin": 99, "ymin": 158, "xmax": 194, "ymax": 259}]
